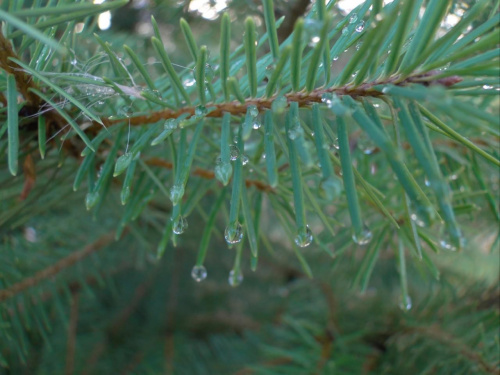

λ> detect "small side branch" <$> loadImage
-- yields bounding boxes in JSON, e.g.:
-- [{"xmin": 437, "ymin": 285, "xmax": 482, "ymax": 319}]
[{"xmin": 0, "ymin": 231, "xmax": 120, "ymax": 303}]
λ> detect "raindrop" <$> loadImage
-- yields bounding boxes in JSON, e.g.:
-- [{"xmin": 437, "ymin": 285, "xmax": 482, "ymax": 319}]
[
  {"xmin": 399, "ymin": 295, "xmax": 412, "ymax": 311},
  {"xmin": 225, "ymin": 222, "xmax": 244, "ymax": 244},
  {"xmin": 271, "ymin": 96, "xmax": 288, "ymax": 114},
  {"xmin": 288, "ymin": 118, "xmax": 304, "ymax": 140},
  {"xmin": 357, "ymin": 137, "xmax": 376, "ymax": 155},
  {"xmin": 333, "ymin": 56, "xmax": 339, "ymax": 61},
  {"xmin": 342, "ymin": 27, "xmax": 349, "ymax": 36},
  {"xmin": 194, "ymin": 105, "xmax": 207, "ymax": 117},
  {"xmin": 248, "ymin": 105, "xmax": 259, "ymax": 118},
  {"xmin": 349, "ymin": 13, "xmax": 358, "ymax": 24},
  {"xmin": 321, "ymin": 93, "xmax": 333, "ymax": 107},
  {"xmin": 228, "ymin": 269, "xmax": 243, "ymax": 287},
  {"xmin": 352, "ymin": 225, "xmax": 373, "ymax": 245},
  {"xmin": 169, "ymin": 184, "xmax": 185, "ymax": 205},
  {"xmin": 355, "ymin": 22, "xmax": 365, "ymax": 33},
  {"xmin": 439, "ymin": 228, "xmax": 464, "ymax": 252},
  {"xmin": 172, "ymin": 215, "xmax": 188, "ymax": 234},
  {"xmin": 229, "ymin": 145, "xmax": 240, "ymax": 161},
  {"xmin": 164, "ymin": 118, "xmax": 177, "ymax": 130},
  {"xmin": 252, "ymin": 119, "xmax": 261, "ymax": 129},
  {"xmin": 303, "ymin": 19, "xmax": 322, "ymax": 46},
  {"xmin": 184, "ymin": 78, "xmax": 196, "ymax": 87},
  {"xmin": 320, "ymin": 176, "xmax": 343, "ymax": 200},
  {"xmin": 242, "ymin": 155, "xmax": 249, "ymax": 165},
  {"xmin": 265, "ymin": 63, "xmax": 276, "ymax": 78},
  {"xmin": 294, "ymin": 226, "xmax": 313, "ymax": 247},
  {"xmin": 204, "ymin": 63, "xmax": 215, "ymax": 82},
  {"xmin": 191, "ymin": 265, "xmax": 207, "ymax": 282}
]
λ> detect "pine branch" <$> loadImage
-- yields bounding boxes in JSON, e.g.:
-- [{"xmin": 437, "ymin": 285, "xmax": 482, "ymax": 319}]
[
  {"xmin": 0, "ymin": 231, "xmax": 121, "ymax": 303},
  {"xmin": 100, "ymin": 71, "xmax": 463, "ymax": 128}
]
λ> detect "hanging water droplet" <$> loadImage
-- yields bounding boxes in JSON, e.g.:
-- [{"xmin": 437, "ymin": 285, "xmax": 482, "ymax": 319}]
[
  {"xmin": 184, "ymin": 78, "xmax": 196, "ymax": 87},
  {"xmin": 85, "ymin": 191, "xmax": 99, "ymax": 211},
  {"xmin": 439, "ymin": 226, "xmax": 464, "ymax": 252},
  {"xmin": 424, "ymin": 177, "xmax": 431, "ymax": 187},
  {"xmin": 303, "ymin": 19, "xmax": 322, "ymax": 47},
  {"xmin": 265, "ymin": 63, "xmax": 276, "ymax": 78},
  {"xmin": 271, "ymin": 96, "xmax": 288, "ymax": 114},
  {"xmin": 194, "ymin": 105, "xmax": 207, "ymax": 118},
  {"xmin": 357, "ymin": 137, "xmax": 376, "ymax": 155},
  {"xmin": 228, "ymin": 269, "xmax": 243, "ymax": 287},
  {"xmin": 352, "ymin": 225, "xmax": 372, "ymax": 245},
  {"xmin": 169, "ymin": 184, "xmax": 185, "ymax": 205},
  {"xmin": 410, "ymin": 212, "xmax": 426, "ymax": 227},
  {"xmin": 229, "ymin": 145, "xmax": 240, "ymax": 161},
  {"xmin": 349, "ymin": 13, "xmax": 358, "ymax": 24},
  {"xmin": 294, "ymin": 226, "xmax": 313, "ymax": 247},
  {"xmin": 321, "ymin": 93, "xmax": 333, "ymax": 107},
  {"xmin": 204, "ymin": 63, "xmax": 215, "ymax": 82},
  {"xmin": 261, "ymin": 153, "xmax": 266, "ymax": 160},
  {"xmin": 191, "ymin": 265, "xmax": 207, "ymax": 282},
  {"xmin": 164, "ymin": 118, "xmax": 177, "ymax": 130},
  {"xmin": 332, "ymin": 55, "xmax": 339, "ymax": 61},
  {"xmin": 172, "ymin": 215, "xmax": 188, "ymax": 234},
  {"xmin": 399, "ymin": 295, "xmax": 412, "ymax": 311},
  {"xmin": 242, "ymin": 155, "xmax": 249, "ymax": 165},
  {"xmin": 248, "ymin": 105, "xmax": 259, "ymax": 118},
  {"xmin": 288, "ymin": 118, "xmax": 304, "ymax": 140},
  {"xmin": 320, "ymin": 176, "xmax": 343, "ymax": 201},
  {"xmin": 224, "ymin": 222, "xmax": 244, "ymax": 244},
  {"xmin": 215, "ymin": 161, "xmax": 232, "ymax": 186},
  {"xmin": 355, "ymin": 22, "xmax": 365, "ymax": 33},
  {"xmin": 252, "ymin": 119, "xmax": 261, "ymax": 129}
]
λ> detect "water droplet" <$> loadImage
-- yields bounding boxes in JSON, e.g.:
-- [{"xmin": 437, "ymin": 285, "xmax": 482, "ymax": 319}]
[
  {"xmin": 265, "ymin": 63, "xmax": 276, "ymax": 78},
  {"xmin": 229, "ymin": 145, "xmax": 240, "ymax": 161},
  {"xmin": 349, "ymin": 13, "xmax": 358, "ymax": 24},
  {"xmin": 169, "ymin": 184, "xmax": 185, "ymax": 205},
  {"xmin": 204, "ymin": 63, "xmax": 215, "ymax": 82},
  {"xmin": 320, "ymin": 176, "xmax": 343, "ymax": 201},
  {"xmin": 228, "ymin": 269, "xmax": 243, "ymax": 287},
  {"xmin": 410, "ymin": 213, "xmax": 426, "ymax": 227},
  {"xmin": 333, "ymin": 56, "xmax": 339, "ymax": 61},
  {"xmin": 242, "ymin": 155, "xmax": 249, "ymax": 165},
  {"xmin": 191, "ymin": 265, "xmax": 207, "ymax": 282},
  {"xmin": 357, "ymin": 137, "xmax": 376, "ymax": 155},
  {"xmin": 355, "ymin": 42, "xmax": 362, "ymax": 50},
  {"xmin": 342, "ymin": 27, "xmax": 349, "ymax": 36},
  {"xmin": 303, "ymin": 19, "xmax": 322, "ymax": 46},
  {"xmin": 271, "ymin": 96, "xmax": 288, "ymax": 114},
  {"xmin": 184, "ymin": 78, "xmax": 196, "ymax": 87},
  {"xmin": 224, "ymin": 222, "xmax": 244, "ymax": 244},
  {"xmin": 252, "ymin": 119, "xmax": 261, "ymax": 129},
  {"xmin": 248, "ymin": 105, "xmax": 259, "ymax": 118},
  {"xmin": 321, "ymin": 93, "xmax": 333, "ymax": 107},
  {"xmin": 85, "ymin": 191, "xmax": 99, "ymax": 210},
  {"xmin": 215, "ymin": 161, "xmax": 232, "ymax": 186},
  {"xmin": 352, "ymin": 225, "xmax": 372, "ymax": 245},
  {"xmin": 355, "ymin": 22, "xmax": 365, "ymax": 32},
  {"xmin": 164, "ymin": 118, "xmax": 177, "ymax": 130},
  {"xmin": 439, "ymin": 226, "xmax": 464, "ymax": 252},
  {"xmin": 294, "ymin": 226, "xmax": 313, "ymax": 247},
  {"xmin": 172, "ymin": 215, "xmax": 188, "ymax": 234},
  {"xmin": 399, "ymin": 295, "xmax": 412, "ymax": 311},
  {"xmin": 71, "ymin": 59, "xmax": 78, "ymax": 66},
  {"xmin": 288, "ymin": 117, "xmax": 304, "ymax": 140},
  {"xmin": 194, "ymin": 105, "xmax": 207, "ymax": 118},
  {"xmin": 261, "ymin": 153, "xmax": 266, "ymax": 159}
]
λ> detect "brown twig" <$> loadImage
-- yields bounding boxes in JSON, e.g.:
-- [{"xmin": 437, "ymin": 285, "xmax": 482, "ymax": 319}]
[
  {"xmin": 99, "ymin": 72, "xmax": 461, "ymax": 129},
  {"xmin": 0, "ymin": 231, "xmax": 122, "ymax": 303},
  {"xmin": 0, "ymin": 31, "xmax": 40, "ymax": 106},
  {"xmin": 146, "ymin": 157, "xmax": 275, "ymax": 193}
]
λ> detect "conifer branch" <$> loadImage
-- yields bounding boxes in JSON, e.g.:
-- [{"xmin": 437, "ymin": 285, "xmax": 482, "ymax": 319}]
[
  {"xmin": 100, "ymin": 72, "xmax": 462, "ymax": 128},
  {"xmin": 0, "ymin": 231, "xmax": 122, "ymax": 302}
]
